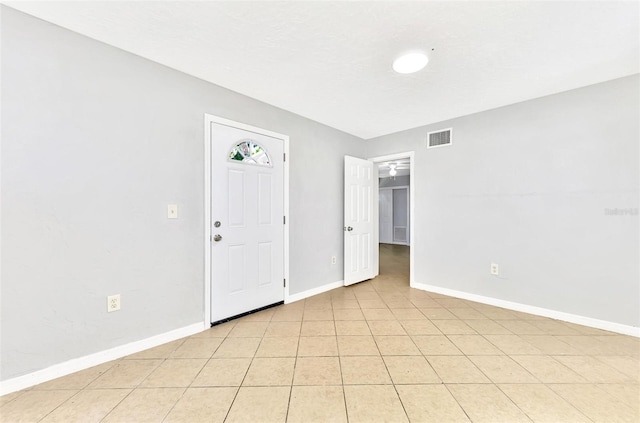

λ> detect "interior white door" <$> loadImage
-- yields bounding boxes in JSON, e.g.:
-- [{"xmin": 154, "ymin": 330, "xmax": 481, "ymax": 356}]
[
  {"xmin": 379, "ymin": 189, "xmax": 393, "ymax": 244},
  {"xmin": 210, "ymin": 122, "xmax": 284, "ymax": 323},
  {"xmin": 344, "ymin": 156, "xmax": 378, "ymax": 286}
]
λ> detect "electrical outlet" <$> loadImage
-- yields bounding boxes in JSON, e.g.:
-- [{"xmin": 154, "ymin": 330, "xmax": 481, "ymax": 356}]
[
  {"xmin": 331, "ymin": 256, "xmax": 337, "ymax": 265},
  {"xmin": 490, "ymin": 263, "xmax": 499, "ymax": 276},
  {"xmin": 167, "ymin": 204, "xmax": 178, "ymax": 219},
  {"xmin": 107, "ymin": 294, "xmax": 121, "ymax": 312}
]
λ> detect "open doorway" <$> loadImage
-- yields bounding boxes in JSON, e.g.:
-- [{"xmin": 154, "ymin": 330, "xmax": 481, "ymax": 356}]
[{"xmin": 369, "ymin": 152, "xmax": 415, "ymax": 289}]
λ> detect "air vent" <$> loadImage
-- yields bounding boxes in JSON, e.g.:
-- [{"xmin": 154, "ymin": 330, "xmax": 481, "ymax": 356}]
[{"xmin": 427, "ymin": 128, "xmax": 452, "ymax": 148}]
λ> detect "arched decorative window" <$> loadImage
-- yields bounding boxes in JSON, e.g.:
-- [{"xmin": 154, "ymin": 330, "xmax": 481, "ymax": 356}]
[{"xmin": 228, "ymin": 140, "xmax": 272, "ymax": 167}]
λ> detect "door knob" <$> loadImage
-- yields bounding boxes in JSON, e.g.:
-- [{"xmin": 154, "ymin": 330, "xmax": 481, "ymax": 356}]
[
  {"xmin": 213, "ymin": 234, "xmax": 222, "ymax": 242},
  {"xmin": 344, "ymin": 226, "xmax": 353, "ymax": 232}
]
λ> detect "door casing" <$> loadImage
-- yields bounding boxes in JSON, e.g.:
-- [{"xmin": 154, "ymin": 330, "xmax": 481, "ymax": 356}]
[
  {"xmin": 369, "ymin": 151, "xmax": 416, "ymax": 287},
  {"xmin": 204, "ymin": 114, "xmax": 290, "ymax": 326}
]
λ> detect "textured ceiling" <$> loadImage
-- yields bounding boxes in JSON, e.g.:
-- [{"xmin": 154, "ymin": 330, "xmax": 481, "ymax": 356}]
[{"xmin": 5, "ymin": 1, "xmax": 639, "ymax": 139}]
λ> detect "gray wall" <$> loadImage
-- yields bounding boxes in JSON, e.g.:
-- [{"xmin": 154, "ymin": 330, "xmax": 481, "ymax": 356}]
[
  {"xmin": 380, "ymin": 175, "xmax": 410, "ymax": 188},
  {"xmin": 367, "ymin": 74, "xmax": 639, "ymax": 328},
  {"xmin": 0, "ymin": 7, "xmax": 363, "ymax": 380}
]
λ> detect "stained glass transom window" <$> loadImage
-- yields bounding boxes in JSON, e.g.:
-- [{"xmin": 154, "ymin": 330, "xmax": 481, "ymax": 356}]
[{"xmin": 228, "ymin": 140, "xmax": 272, "ymax": 167}]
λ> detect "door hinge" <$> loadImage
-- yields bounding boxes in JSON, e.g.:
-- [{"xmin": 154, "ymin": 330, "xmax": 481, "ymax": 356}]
[
  {"xmin": 283, "ymin": 153, "xmax": 286, "ymax": 162},
  {"xmin": 283, "ymin": 216, "xmax": 286, "ymax": 224},
  {"xmin": 283, "ymin": 278, "xmax": 286, "ymax": 287}
]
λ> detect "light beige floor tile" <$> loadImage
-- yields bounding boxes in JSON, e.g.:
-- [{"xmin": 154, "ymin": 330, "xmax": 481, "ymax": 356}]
[
  {"xmin": 497, "ymin": 320, "xmax": 546, "ymax": 335},
  {"xmin": 0, "ymin": 390, "xmax": 24, "ymax": 407},
  {"xmin": 225, "ymin": 386, "xmax": 290, "ymax": 423},
  {"xmin": 192, "ymin": 321, "xmax": 236, "ymax": 338},
  {"xmin": 140, "ymin": 358, "xmax": 207, "ymax": 387},
  {"xmin": 340, "ymin": 356, "xmax": 391, "ymax": 384},
  {"xmin": 264, "ymin": 321, "xmax": 301, "ymax": 337},
  {"xmin": 432, "ymin": 320, "xmax": 477, "ymax": 335},
  {"xmin": 227, "ymin": 322, "xmax": 269, "ymax": 338},
  {"xmin": 550, "ymin": 384, "xmax": 638, "ymax": 423},
  {"xmin": 287, "ymin": 386, "xmax": 347, "ymax": 423},
  {"xmin": 375, "ymin": 335, "xmax": 421, "ymax": 355},
  {"xmin": 124, "ymin": 339, "xmax": 185, "ymax": 359},
  {"xmin": 191, "ymin": 358, "xmax": 251, "ymax": 386},
  {"xmin": 411, "ymin": 299, "xmax": 442, "ymax": 308},
  {"xmin": 511, "ymin": 355, "xmax": 587, "ymax": 383},
  {"xmin": 427, "ymin": 356, "xmax": 491, "ymax": 383},
  {"xmin": 331, "ymin": 299, "xmax": 360, "ymax": 309},
  {"xmin": 303, "ymin": 308, "xmax": 334, "ymax": 321},
  {"xmin": 412, "ymin": 335, "xmax": 463, "ymax": 355},
  {"xmin": 170, "ymin": 337, "xmax": 223, "ymax": 358},
  {"xmin": 358, "ymin": 299, "xmax": 387, "ymax": 309},
  {"xmin": 333, "ymin": 308, "xmax": 366, "ymax": 321},
  {"xmin": 448, "ymin": 334, "xmax": 504, "ymax": 355},
  {"xmin": 383, "ymin": 355, "xmax": 440, "ymax": 384},
  {"xmin": 469, "ymin": 355, "xmax": 539, "ymax": 383},
  {"xmin": 384, "ymin": 299, "xmax": 415, "ymax": 308},
  {"xmin": 484, "ymin": 335, "xmax": 544, "ymax": 355},
  {"xmin": 390, "ymin": 308, "xmax": 426, "ymax": 320},
  {"xmin": 463, "ymin": 319, "xmax": 513, "ymax": 335},
  {"xmin": 368, "ymin": 320, "xmax": 407, "ymax": 335},
  {"xmin": 474, "ymin": 307, "xmax": 518, "ymax": 320},
  {"xmin": 593, "ymin": 336, "xmax": 640, "ymax": 357},
  {"xmin": 40, "ymin": 389, "xmax": 130, "ymax": 423},
  {"xmin": 596, "ymin": 384, "xmax": 640, "ymax": 410},
  {"xmin": 297, "ymin": 336, "xmax": 338, "ymax": 356},
  {"xmin": 335, "ymin": 320, "xmax": 371, "ymax": 335},
  {"xmin": 362, "ymin": 308, "xmax": 396, "ymax": 320},
  {"xmin": 32, "ymin": 361, "xmax": 116, "ymax": 390},
  {"xmin": 519, "ymin": 335, "xmax": 581, "ymax": 355},
  {"xmin": 399, "ymin": 319, "xmax": 442, "ymax": 335},
  {"xmin": 595, "ymin": 355, "xmax": 640, "ymax": 381},
  {"xmin": 255, "ymin": 336, "xmax": 299, "ymax": 357},
  {"xmin": 102, "ymin": 387, "xmax": 184, "ymax": 423},
  {"xmin": 163, "ymin": 387, "xmax": 237, "ymax": 423},
  {"xmin": 304, "ymin": 299, "xmax": 332, "ymax": 310},
  {"xmin": 212, "ymin": 337, "xmax": 260, "ymax": 358},
  {"xmin": 271, "ymin": 308, "xmax": 304, "ymax": 321},
  {"xmin": 353, "ymin": 291, "xmax": 381, "ymax": 301},
  {"xmin": 449, "ymin": 384, "xmax": 531, "ymax": 423},
  {"xmin": 396, "ymin": 384, "xmax": 470, "ymax": 422},
  {"xmin": 337, "ymin": 335, "xmax": 380, "ymax": 355},
  {"xmin": 293, "ymin": 357, "xmax": 342, "ymax": 385},
  {"xmin": 435, "ymin": 298, "xmax": 471, "ymax": 308},
  {"xmin": 243, "ymin": 357, "xmax": 295, "ymax": 386},
  {"xmin": 499, "ymin": 384, "xmax": 590, "ymax": 423},
  {"xmin": 530, "ymin": 320, "xmax": 581, "ymax": 335},
  {"xmin": 344, "ymin": 385, "xmax": 408, "ymax": 422},
  {"xmin": 556, "ymin": 335, "xmax": 620, "ymax": 355},
  {"xmin": 88, "ymin": 359, "xmax": 163, "ymax": 388},
  {"xmin": 301, "ymin": 320, "xmax": 336, "ymax": 336},
  {"xmin": 0, "ymin": 390, "xmax": 78, "ymax": 422},
  {"xmin": 420, "ymin": 309, "xmax": 459, "ymax": 320},
  {"xmin": 553, "ymin": 355, "xmax": 632, "ymax": 382},
  {"xmin": 449, "ymin": 308, "xmax": 488, "ymax": 320}
]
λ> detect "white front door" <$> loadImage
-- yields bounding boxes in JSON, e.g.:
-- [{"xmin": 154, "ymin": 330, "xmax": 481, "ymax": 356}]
[
  {"xmin": 210, "ymin": 121, "xmax": 284, "ymax": 323},
  {"xmin": 344, "ymin": 156, "xmax": 379, "ymax": 286}
]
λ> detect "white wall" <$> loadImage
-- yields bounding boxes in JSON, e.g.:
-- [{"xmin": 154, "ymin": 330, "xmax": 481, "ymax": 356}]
[
  {"xmin": 0, "ymin": 7, "xmax": 363, "ymax": 381},
  {"xmin": 367, "ymin": 74, "xmax": 639, "ymax": 328}
]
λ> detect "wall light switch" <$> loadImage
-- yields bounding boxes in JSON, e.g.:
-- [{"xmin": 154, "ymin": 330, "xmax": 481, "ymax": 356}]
[{"xmin": 168, "ymin": 204, "xmax": 178, "ymax": 219}]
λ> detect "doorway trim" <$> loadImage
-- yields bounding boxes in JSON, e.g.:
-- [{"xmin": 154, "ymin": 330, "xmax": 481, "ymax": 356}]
[
  {"xmin": 368, "ymin": 151, "xmax": 416, "ymax": 287},
  {"xmin": 203, "ymin": 114, "xmax": 290, "ymax": 326}
]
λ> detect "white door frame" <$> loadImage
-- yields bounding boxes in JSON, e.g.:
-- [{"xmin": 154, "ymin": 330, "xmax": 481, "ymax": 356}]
[
  {"xmin": 203, "ymin": 114, "xmax": 290, "ymax": 326},
  {"xmin": 368, "ymin": 151, "xmax": 415, "ymax": 287}
]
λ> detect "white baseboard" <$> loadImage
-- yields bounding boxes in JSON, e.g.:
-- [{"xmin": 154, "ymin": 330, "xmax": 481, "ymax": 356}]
[
  {"xmin": 285, "ymin": 280, "xmax": 344, "ymax": 304},
  {"xmin": 412, "ymin": 282, "xmax": 640, "ymax": 338},
  {"xmin": 0, "ymin": 322, "xmax": 206, "ymax": 396}
]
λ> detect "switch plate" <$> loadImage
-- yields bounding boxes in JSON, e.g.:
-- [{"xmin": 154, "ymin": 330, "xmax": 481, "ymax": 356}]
[
  {"xmin": 107, "ymin": 294, "xmax": 121, "ymax": 312},
  {"xmin": 331, "ymin": 256, "xmax": 337, "ymax": 265},
  {"xmin": 168, "ymin": 204, "xmax": 178, "ymax": 219},
  {"xmin": 490, "ymin": 263, "xmax": 499, "ymax": 275}
]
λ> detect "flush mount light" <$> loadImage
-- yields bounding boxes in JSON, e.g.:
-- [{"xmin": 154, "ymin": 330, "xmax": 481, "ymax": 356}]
[{"xmin": 393, "ymin": 52, "xmax": 428, "ymax": 74}]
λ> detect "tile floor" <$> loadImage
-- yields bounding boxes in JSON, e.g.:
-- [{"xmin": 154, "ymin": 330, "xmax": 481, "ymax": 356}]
[{"xmin": 1, "ymin": 244, "xmax": 639, "ymax": 422}]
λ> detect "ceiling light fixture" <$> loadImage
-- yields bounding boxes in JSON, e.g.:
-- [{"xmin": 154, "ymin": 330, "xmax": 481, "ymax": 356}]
[
  {"xmin": 389, "ymin": 164, "xmax": 397, "ymax": 177},
  {"xmin": 393, "ymin": 52, "xmax": 428, "ymax": 74}
]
